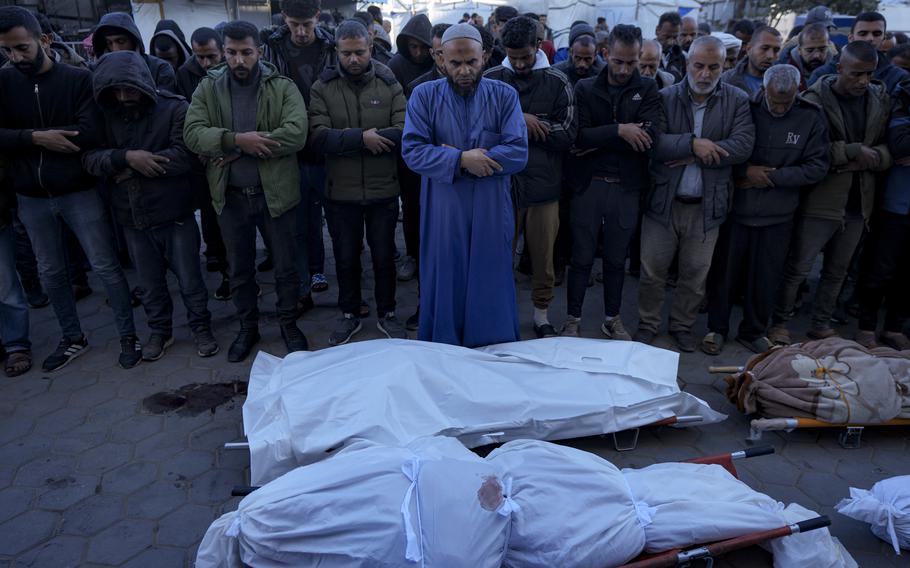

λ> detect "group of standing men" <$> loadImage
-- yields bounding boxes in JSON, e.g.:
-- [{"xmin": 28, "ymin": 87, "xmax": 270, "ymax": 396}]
[{"xmin": 1, "ymin": 2, "xmax": 909, "ymax": 378}]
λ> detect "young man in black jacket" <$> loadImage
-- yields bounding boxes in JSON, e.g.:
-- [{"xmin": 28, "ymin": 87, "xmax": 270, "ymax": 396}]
[
  {"xmin": 0, "ymin": 7, "xmax": 140, "ymax": 371},
  {"xmin": 84, "ymin": 51, "xmax": 218, "ymax": 362},
  {"xmin": 703, "ymin": 64, "xmax": 829, "ymax": 355},
  {"xmin": 91, "ymin": 12, "xmax": 177, "ymax": 92},
  {"xmin": 485, "ymin": 16, "xmax": 577, "ymax": 337},
  {"xmin": 563, "ymin": 24, "xmax": 662, "ymax": 339},
  {"xmin": 264, "ymin": 0, "xmax": 337, "ymax": 304}
]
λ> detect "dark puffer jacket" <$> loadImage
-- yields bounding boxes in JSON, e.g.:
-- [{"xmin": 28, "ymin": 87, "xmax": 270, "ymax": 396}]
[
  {"xmin": 263, "ymin": 23, "xmax": 337, "ymax": 104},
  {"xmin": 732, "ymin": 92, "xmax": 829, "ymax": 226},
  {"xmin": 883, "ymin": 81, "xmax": 910, "ymax": 215},
  {"xmin": 83, "ymin": 51, "xmax": 194, "ymax": 230},
  {"xmin": 387, "ymin": 14, "xmax": 434, "ymax": 90},
  {"xmin": 92, "ymin": 12, "xmax": 177, "ymax": 92},
  {"xmin": 809, "ymin": 53, "xmax": 909, "ymax": 95},
  {"xmin": 308, "ymin": 62, "xmax": 406, "ymax": 203},
  {"xmin": 484, "ymin": 58, "xmax": 577, "ymax": 207}
]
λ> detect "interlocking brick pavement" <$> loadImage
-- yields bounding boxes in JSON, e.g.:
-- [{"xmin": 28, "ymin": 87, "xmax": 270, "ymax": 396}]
[{"xmin": 1, "ymin": 223, "xmax": 908, "ymax": 567}]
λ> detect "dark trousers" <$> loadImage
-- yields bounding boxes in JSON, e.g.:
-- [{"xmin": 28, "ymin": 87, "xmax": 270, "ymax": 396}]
[
  {"xmin": 553, "ymin": 184, "xmax": 573, "ymax": 273},
  {"xmin": 772, "ymin": 216, "xmax": 864, "ymax": 328},
  {"xmin": 219, "ymin": 190, "xmax": 299, "ymax": 328},
  {"xmin": 857, "ymin": 210, "xmax": 910, "ymax": 332},
  {"xmin": 294, "ymin": 162, "xmax": 327, "ymax": 294},
  {"xmin": 325, "ymin": 197, "xmax": 398, "ymax": 316},
  {"xmin": 567, "ymin": 180, "xmax": 637, "ymax": 318},
  {"xmin": 398, "ymin": 156, "xmax": 421, "ymax": 260},
  {"xmin": 199, "ymin": 199, "xmax": 226, "ymax": 266},
  {"xmin": 123, "ymin": 215, "xmax": 212, "ymax": 336},
  {"xmin": 12, "ymin": 210, "xmax": 41, "ymax": 292},
  {"xmin": 707, "ymin": 220, "xmax": 793, "ymax": 340}
]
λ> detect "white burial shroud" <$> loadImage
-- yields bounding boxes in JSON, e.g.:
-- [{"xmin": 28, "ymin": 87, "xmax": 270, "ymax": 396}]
[{"xmin": 243, "ymin": 338, "xmax": 726, "ymax": 485}]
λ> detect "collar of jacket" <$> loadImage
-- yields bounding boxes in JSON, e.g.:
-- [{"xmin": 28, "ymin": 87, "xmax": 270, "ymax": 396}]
[
  {"xmin": 502, "ymin": 49, "xmax": 550, "ymax": 72},
  {"xmin": 207, "ymin": 59, "xmax": 281, "ymax": 86}
]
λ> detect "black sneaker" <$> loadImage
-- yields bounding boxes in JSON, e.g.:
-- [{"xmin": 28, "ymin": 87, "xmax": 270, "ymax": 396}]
[
  {"xmin": 141, "ymin": 334, "xmax": 174, "ymax": 362},
  {"xmin": 377, "ymin": 313, "xmax": 408, "ymax": 339},
  {"xmin": 194, "ymin": 329, "xmax": 220, "ymax": 358},
  {"xmin": 406, "ymin": 311, "xmax": 419, "ymax": 332},
  {"xmin": 119, "ymin": 335, "xmax": 142, "ymax": 369},
  {"xmin": 329, "ymin": 314, "xmax": 362, "ymax": 346},
  {"xmin": 281, "ymin": 323, "xmax": 309, "ymax": 353},
  {"xmin": 228, "ymin": 329, "xmax": 260, "ymax": 363},
  {"xmin": 214, "ymin": 276, "xmax": 231, "ymax": 301},
  {"xmin": 533, "ymin": 323, "xmax": 558, "ymax": 338},
  {"xmin": 42, "ymin": 336, "xmax": 89, "ymax": 372}
]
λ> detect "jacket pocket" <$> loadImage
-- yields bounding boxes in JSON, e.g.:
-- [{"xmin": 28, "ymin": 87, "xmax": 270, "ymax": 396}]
[{"xmin": 712, "ymin": 181, "xmax": 731, "ymax": 219}]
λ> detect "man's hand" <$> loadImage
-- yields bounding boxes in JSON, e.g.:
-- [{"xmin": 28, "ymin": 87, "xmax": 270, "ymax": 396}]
[
  {"xmin": 461, "ymin": 148, "xmax": 502, "ymax": 177},
  {"xmin": 524, "ymin": 113, "xmax": 550, "ymax": 142},
  {"xmin": 234, "ymin": 132, "xmax": 281, "ymax": 158},
  {"xmin": 213, "ymin": 153, "xmax": 241, "ymax": 168},
  {"xmin": 854, "ymin": 145, "xmax": 880, "ymax": 169},
  {"xmin": 125, "ymin": 150, "xmax": 169, "ymax": 177},
  {"xmin": 363, "ymin": 128, "xmax": 395, "ymax": 155},
  {"xmin": 32, "ymin": 130, "xmax": 80, "ymax": 153},
  {"xmin": 744, "ymin": 164, "xmax": 775, "ymax": 188},
  {"xmin": 665, "ymin": 157, "xmax": 695, "ymax": 168},
  {"xmin": 692, "ymin": 138, "xmax": 729, "ymax": 166},
  {"xmin": 618, "ymin": 123, "xmax": 652, "ymax": 152}
]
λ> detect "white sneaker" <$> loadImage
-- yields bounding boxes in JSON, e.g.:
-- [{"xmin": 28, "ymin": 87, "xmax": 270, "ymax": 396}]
[{"xmin": 560, "ymin": 317, "xmax": 580, "ymax": 337}]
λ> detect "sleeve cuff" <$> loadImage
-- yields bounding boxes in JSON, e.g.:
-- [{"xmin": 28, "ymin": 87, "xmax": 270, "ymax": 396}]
[
  {"xmin": 221, "ymin": 131, "xmax": 236, "ymax": 152},
  {"xmin": 111, "ymin": 150, "xmax": 129, "ymax": 170}
]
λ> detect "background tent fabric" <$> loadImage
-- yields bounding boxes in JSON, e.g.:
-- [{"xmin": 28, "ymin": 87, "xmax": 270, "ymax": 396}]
[{"xmin": 130, "ymin": 0, "xmax": 271, "ymax": 54}]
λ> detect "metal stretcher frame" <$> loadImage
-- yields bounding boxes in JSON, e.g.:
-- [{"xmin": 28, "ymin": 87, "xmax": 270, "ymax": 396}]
[
  {"xmin": 619, "ymin": 445, "xmax": 832, "ymax": 568},
  {"xmin": 710, "ymin": 365, "xmax": 910, "ymax": 447}
]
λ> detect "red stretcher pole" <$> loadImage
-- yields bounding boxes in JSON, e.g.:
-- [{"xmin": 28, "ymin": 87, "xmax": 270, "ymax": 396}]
[{"xmin": 619, "ymin": 516, "xmax": 830, "ymax": 568}]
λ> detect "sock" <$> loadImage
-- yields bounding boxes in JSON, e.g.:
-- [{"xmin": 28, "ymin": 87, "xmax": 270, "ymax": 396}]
[{"xmin": 533, "ymin": 307, "xmax": 549, "ymax": 326}]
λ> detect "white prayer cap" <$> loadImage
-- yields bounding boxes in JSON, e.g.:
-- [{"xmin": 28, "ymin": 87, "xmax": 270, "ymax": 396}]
[
  {"xmin": 442, "ymin": 23, "xmax": 482, "ymax": 44},
  {"xmin": 711, "ymin": 32, "xmax": 742, "ymax": 51}
]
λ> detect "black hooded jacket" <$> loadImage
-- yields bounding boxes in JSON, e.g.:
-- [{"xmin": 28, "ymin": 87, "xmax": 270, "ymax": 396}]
[
  {"xmin": 151, "ymin": 19, "xmax": 191, "ymax": 69},
  {"xmin": 263, "ymin": 23, "xmax": 337, "ymax": 105},
  {"xmin": 92, "ymin": 12, "xmax": 177, "ymax": 92},
  {"xmin": 387, "ymin": 14, "xmax": 433, "ymax": 90},
  {"xmin": 176, "ymin": 56, "xmax": 208, "ymax": 101},
  {"xmin": 0, "ymin": 61, "xmax": 101, "ymax": 198},
  {"xmin": 83, "ymin": 51, "xmax": 194, "ymax": 230}
]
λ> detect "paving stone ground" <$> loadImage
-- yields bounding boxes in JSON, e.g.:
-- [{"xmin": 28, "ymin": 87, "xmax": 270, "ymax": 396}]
[{"xmin": 1, "ymin": 221, "xmax": 908, "ymax": 567}]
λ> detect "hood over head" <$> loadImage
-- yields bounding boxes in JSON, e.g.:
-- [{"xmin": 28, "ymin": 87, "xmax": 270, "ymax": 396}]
[
  {"xmin": 151, "ymin": 19, "xmax": 191, "ymax": 61},
  {"xmin": 396, "ymin": 14, "xmax": 432, "ymax": 55},
  {"xmin": 373, "ymin": 23, "xmax": 392, "ymax": 51},
  {"xmin": 92, "ymin": 50, "xmax": 158, "ymax": 112},
  {"xmin": 93, "ymin": 12, "xmax": 145, "ymax": 56}
]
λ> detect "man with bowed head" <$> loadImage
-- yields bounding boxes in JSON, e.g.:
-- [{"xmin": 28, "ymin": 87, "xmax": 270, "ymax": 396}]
[
  {"xmin": 402, "ymin": 23, "xmax": 528, "ymax": 347},
  {"xmin": 635, "ymin": 34, "xmax": 755, "ymax": 352}
]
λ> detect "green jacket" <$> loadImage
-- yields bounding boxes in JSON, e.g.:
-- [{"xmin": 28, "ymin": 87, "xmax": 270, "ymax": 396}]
[
  {"xmin": 308, "ymin": 62, "xmax": 406, "ymax": 202},
  {"xmin": 801, "ymin": 76, "xmax": 892, "ymax": 223},
  {"xmin": 183, "ymin": 61, "xmax": 307, "ymax": 218}
]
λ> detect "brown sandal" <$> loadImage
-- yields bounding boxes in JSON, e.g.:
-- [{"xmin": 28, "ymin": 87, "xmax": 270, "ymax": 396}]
[{"xmin": 4, "ymin": 351, "xmax": 32, "ymax": 377}]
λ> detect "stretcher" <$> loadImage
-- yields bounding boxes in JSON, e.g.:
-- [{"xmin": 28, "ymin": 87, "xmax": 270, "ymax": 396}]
[
  {"xmin": 620, "ymin": 444, "xmax": 831, "ymax": 567},
  {"xmin": 711, "ymin": 364, "xmax": 910, "ymax": 447},
  {"xmin": 227, "ymin": 445, "xmax": 832, "ymax": 568}
]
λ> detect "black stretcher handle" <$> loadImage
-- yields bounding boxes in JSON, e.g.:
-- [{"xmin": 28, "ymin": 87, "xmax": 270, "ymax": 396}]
[
  {"xmin": 231, "ymin": 485, "xmax": 260, "ymax": 497},
  {"xmin": 796, "ymin": 516, "xmax": 831, "ymax": 533},
  {"xmin": 742, "ymin": 445, "xmax": 775, "ymax": 458}
]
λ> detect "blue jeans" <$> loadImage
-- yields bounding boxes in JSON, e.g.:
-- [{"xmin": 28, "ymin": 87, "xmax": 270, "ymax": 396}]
[
  {"xmin": 0, "ymin": 223, "xmax": 30, "ymax": 353},
  {"xmin": 123, "ymin": 216, "xmax": 212, "ymax": 336},
  {"xmin": 295, "ymin": 162, "xmax": 326, "ymax": 295},
  {"xmin": 17, "ymin": 191, "xmax": 136, "ymax": 340}
]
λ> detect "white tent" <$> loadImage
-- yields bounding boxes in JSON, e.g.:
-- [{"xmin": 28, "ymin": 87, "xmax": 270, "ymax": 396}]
[{"xmin": 130, "ymin": 0, "xmax": 271, "ymax": 52}]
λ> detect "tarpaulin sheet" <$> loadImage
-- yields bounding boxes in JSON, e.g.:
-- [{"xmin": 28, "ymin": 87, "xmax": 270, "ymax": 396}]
[{"xmin": 243, "ymin": 338, "xmax": 725, "ymax": 485}]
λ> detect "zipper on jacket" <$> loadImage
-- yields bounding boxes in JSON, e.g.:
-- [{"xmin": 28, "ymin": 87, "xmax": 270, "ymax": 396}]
[{"xmin": 34, "ymin": 83, "xmax": 47, "ymax": 191}]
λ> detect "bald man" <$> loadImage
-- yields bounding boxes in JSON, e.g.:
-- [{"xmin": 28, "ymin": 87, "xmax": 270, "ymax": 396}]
[{"xmin": 639, "ymin": 39, "xmax": 676, "ymax": 88}]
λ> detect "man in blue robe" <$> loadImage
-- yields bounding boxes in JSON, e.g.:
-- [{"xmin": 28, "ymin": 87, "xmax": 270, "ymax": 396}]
[{"xmin": 402, "ymin": 23, "xmax": 528, "ymax": 347}]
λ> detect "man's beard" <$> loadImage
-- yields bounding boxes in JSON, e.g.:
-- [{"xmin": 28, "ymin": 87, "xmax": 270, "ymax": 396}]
[
  {"xmin": 446, "ymin": 72, "xmax": 480, "ymax": 97},
  {"xmin": 14, "ymin": 46, "xmax": 45, "ymax": 76},
  {"xmin": 687, "ymin": 73, "xmax": 720, "ymax": 96}
]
